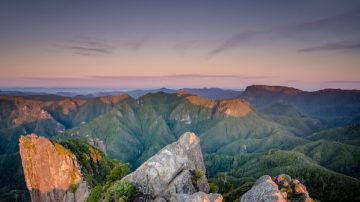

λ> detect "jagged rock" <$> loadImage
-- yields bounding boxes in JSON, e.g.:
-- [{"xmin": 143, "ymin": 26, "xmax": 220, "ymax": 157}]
[
  {"xmin": 241, "ymin": 175, "xmax": 286, "ymax": 202},
  {"xmin": 19, "ymin": 134, "xmax": 89, "ymax": 202},
  {"xmin": 241, "ymin": 175, "xmax": 313, "ymax": 202},
  {"xmin": 122, "ymin": 132, "xmax": 210, "ymax": 201},
  {"xmin": 171, "ymin": 192, "xmax": 223, "ymax": 202}
]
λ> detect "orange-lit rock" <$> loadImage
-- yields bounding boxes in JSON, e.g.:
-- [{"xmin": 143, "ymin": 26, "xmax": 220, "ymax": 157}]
[
  {"xmin": 19, "ymin": 134, "xmax": 89, "ymax": 202},
  {"xmin": 218, "ymin": 99, "xmax": 251, "ymax": 117},
  {"xmin": 186, "ymin": 96, "xmax": 218, "ymax": 108}
]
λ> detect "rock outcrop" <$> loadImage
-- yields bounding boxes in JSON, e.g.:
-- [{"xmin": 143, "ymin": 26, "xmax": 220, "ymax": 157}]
[
  {"xmin": 241, "ymin": 175, "xmax": 313, "ymax": 202},
  {"xmin": 19, "ymin": 134, "xmax": 89, "ymax": 202},
  {"xmin": 122, "ymin": 132, "xmax": 218, "ymax": 201}
]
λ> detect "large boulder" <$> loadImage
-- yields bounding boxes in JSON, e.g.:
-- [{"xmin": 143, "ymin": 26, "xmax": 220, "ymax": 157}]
[
  {"xmin": 122, "ymin": 132, "xmax": 211, "ymax": 201},
  {"xmin": 19, "ymin": 134, "xmax": 89, "ymax": 202}
]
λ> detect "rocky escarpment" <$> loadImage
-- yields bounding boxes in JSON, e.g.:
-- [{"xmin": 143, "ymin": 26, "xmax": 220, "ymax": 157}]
[
  {"xmin": 241, "ymin": 174, "xmax": 313, "ymax": 202},
  {"xmin": 185, "ymin": 95, "xmax": 251, "ymax": 118},
  {"xmin": 122, "ymin": 132, "xmax": 222, "ymax": 201},
  {"xmin": 19, "ymin": 134, "xmax": 89, "ymax": 202}
]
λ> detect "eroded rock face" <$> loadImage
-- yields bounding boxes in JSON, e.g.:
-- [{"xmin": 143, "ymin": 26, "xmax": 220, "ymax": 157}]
[
  {"xmin": 241, "ymin": 175, "xmax": 312, "ymax": 202},
  {"xmin": 19, "ymin": 134, "xmax": 89, "ymax": 202},
  {"xmin": 122, "ymin": 132, "xmax": 211, "ymax": 201}
]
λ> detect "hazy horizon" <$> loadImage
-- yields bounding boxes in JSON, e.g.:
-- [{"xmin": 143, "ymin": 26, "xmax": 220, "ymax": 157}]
[{"xmin": 1, "ymin": 84, "xmax": 359, "ymax": 95}]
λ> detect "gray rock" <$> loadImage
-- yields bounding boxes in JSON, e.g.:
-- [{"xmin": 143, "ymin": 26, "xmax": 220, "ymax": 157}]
[
  {"xmin": 122, "ymin": 132, "xmax": 210, "ymax": 201},
  {"xmin": 241, "ymin": 175, "xmax": 287, "ymax": 202},
  {"xmin": 171, "ymin": 192, "xmax": 223, "ymax": 202},
  {"xmin": 166, "ymin": 170, "xmax": 196, "ymax": 197}
]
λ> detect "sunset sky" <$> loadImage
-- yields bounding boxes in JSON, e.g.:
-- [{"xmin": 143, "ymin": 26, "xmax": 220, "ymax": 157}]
[{"xmin": 0, "ymin": 0, "xmax": 359, "ymax": 90}]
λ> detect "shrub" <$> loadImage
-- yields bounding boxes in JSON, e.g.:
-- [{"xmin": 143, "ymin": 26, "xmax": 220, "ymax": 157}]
[
  {"xmin": 209, "ymin": 182, "xmax": 219, "ymax": 193},
  {"xmin": 87, "ymin": 185, "xmax": 103, "ymax": 202},
  {"xmin": 106, "ymin": 163, "xmax": 131, "ymax": 184},
  {"xmin": 103, "ymin": 181, "xmax": 136, "ymax": 202},
  {"xmin": 193, "ymin": 169, "xmax": 205, "ymax": 183}
]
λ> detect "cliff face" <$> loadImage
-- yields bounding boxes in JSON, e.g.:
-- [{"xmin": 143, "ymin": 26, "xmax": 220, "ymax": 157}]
[{"xmin": 19, "ymin": 134, "xmax": 89, "ymax": 202}]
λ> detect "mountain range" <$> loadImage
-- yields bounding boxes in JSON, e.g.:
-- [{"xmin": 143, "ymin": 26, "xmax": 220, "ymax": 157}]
[{"xmin": 0, "ymin": 85, "xmax": 359, "ymax": 201}]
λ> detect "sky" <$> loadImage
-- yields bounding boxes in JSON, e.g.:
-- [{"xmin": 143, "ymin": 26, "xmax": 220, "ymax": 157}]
[{"xmin": 0, "ymin": 0, "xmax": 359, "ymax": 90}]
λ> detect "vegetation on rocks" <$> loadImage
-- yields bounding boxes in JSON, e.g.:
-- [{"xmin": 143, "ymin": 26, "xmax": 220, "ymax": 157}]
[{"xmin": 103, "ymin": 181, "xmax": 136, "ymax": 202}]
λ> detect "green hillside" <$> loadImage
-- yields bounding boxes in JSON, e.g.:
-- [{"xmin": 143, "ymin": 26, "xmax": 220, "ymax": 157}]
[
  {"xmin": 294, "ymin": 140, "xmax": 360, "ymax": 179},
  {"xmin": 308, "ymin": 124, "xmax": 360, "ymax": 146},
  {"xmin": 206, "ymin": 150, "xmax": 360, "ymax": 202}
]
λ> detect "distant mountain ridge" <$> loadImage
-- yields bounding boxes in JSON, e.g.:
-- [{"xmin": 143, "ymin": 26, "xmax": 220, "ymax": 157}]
[
  {"xmin": 0, "ymin": 87, "xmax": 243, "ymax": 100},
  {"xmin": 241, "ymin": 85, "xmax": 360, "ymax": 127}
]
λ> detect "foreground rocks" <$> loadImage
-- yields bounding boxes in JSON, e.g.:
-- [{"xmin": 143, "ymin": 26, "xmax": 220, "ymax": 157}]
[
  {"xmin": 19, "ymin": 134, "xmax": 89, "ymax": 202},
  {"xmin": 122, "ymin": 132, "xmax": 220, "ymax": 201},
  {"xmin": 241, "ymin": 174, "xmax": 313, "ymax": 202}
]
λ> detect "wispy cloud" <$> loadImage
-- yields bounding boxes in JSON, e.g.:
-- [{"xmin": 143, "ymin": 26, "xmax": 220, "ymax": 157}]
[
  {"xmin": 208, "ymin": 31, "xmax": 259, "ymax": 58},
  {"xmin": 23, "ymin": 74, "xmax": 272, "ymax": 82},
  {"xmin": 208, "ymin": 9, "xmax": 360, "ymax": 58},
  {"xmin": 325, "ymin": 80, "xmax": 360, "ymax": 84},
  {"xmin": 89, "ymin": 74, "xmax": 271, "ymax": 80},
  {"xmin": 20, "ymin": 74, "xmax": 272, "ymax": 88},
  {"xmin": 53, "ymin": 36, "xmax": 116, "ymax": 56},
  {"xmin": 298, "ymin": 41, "xmax": 360, "ymax": 52}
]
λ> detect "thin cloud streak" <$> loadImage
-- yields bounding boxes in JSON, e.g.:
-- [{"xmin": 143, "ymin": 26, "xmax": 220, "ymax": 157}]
[
  {"xmin": 20, "ymin": 74, "xmax": 273, "ymax": 88},
  {"xmin": 208, "ymin": 9, "xmax": 360, "ymax": 58},
  {"xmin": 325, "ymin": 80, "xmax": 360, "ymax": 84},
  {"xmin": 89, "ymin": 74, "xmax": 272, "ymax": 80},
  {"xmin": 208, "ymin": 31, "xmax": 260, "ymax": 58},
  {"xmin": 298, "ymin": 41, "xmax": 360, "ymax": 52},
  {"xmin": 22, "ymin": 74, "xmax": 272, "ymax": 83},
  {"xmin": 53, "ymin": 36, "xmax": 116, "ymax": 56}
]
